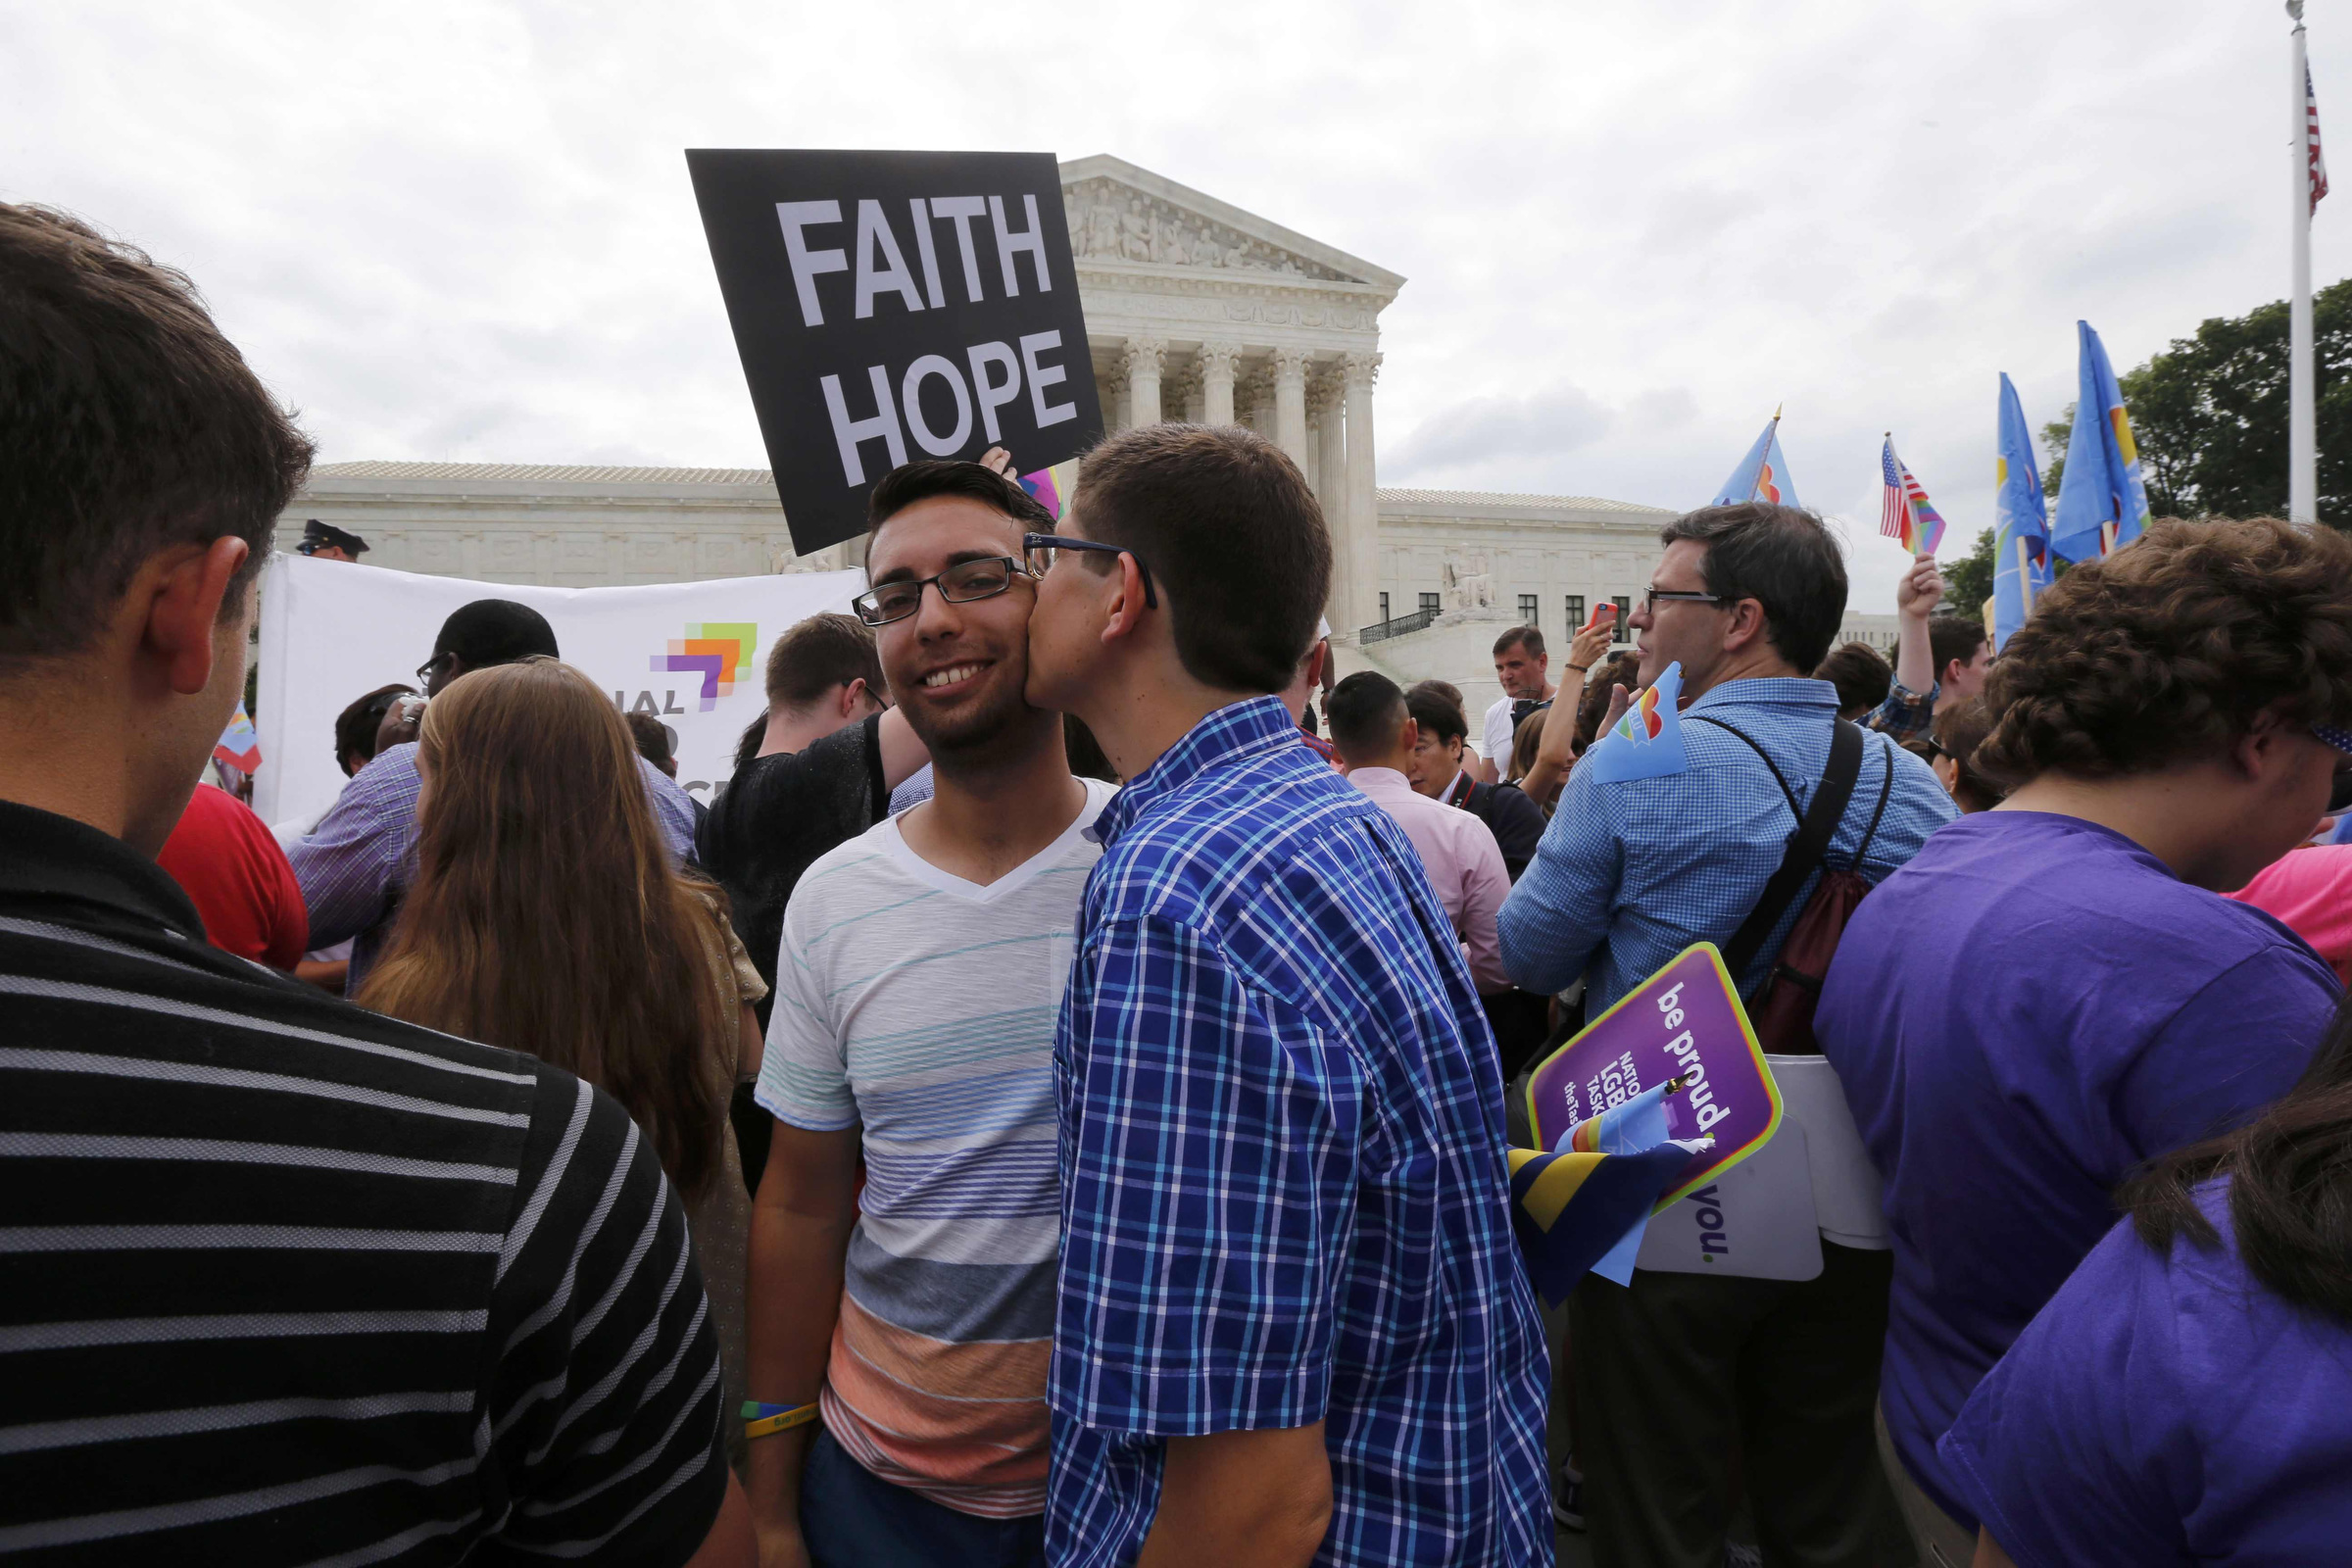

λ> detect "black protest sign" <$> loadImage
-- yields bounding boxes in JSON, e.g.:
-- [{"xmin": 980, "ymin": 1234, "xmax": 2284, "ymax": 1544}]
[{"xmin": 688, "ymin": 149, "xmax": 1103, "ymax": 558}]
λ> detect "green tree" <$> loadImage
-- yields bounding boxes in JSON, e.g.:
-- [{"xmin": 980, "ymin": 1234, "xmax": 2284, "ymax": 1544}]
[
  {"xmin": 1942, "ymin": 526, "xmax": 1997, "ymax": 611},
  {"xmin": 2038, "ymin": 278, "xmax": 2352, "ymax": 525}
]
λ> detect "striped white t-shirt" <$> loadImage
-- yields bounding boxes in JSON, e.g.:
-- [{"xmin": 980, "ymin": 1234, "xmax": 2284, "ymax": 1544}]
[{"xmin": 759, "ymin": 779, "xmax": 1112, "ymax": 1519}]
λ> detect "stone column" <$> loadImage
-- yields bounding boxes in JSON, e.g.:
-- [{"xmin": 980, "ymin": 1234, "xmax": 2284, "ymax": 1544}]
[
  {"xmin": 1310, "ymin": 371, "xmax": 1347, "ymax": 525},
  {"xmin": 1199, "ymin": 341, "xmax": 1240, "ymax": 425},
  {"xmin": 1102, "ymin": 367, "xmax": 1131, "ymax": 433},
  {"xmin": 1167, "ymin": 362, "xmax": 1205, "ymax": 424},
  {"xmin": 1272, "ymin": 349, "xmax": 1309, "ymax": 466},
  {"xmin": 1123, "ymin": 336, "xmax": 1166, "ymax": 426},
  {"xmin": 1341, "ymin": 352, "xmax": 1382, "ymax": 638}
]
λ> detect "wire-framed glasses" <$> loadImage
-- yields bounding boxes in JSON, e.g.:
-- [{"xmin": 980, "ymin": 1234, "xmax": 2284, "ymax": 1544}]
[{"xmin": 851, "ymin": 557, "xmax": 1033, "ymax": 627}]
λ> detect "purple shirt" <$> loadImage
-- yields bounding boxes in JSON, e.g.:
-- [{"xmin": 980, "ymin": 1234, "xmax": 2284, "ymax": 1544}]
[
  {"xmin": 1814, "ymin": 811, "xmax": 2338, "ymax": 1527},
  {"xmin": 1942, "ymin": 1181, "xmax": 2352, "ymax": 1566}
]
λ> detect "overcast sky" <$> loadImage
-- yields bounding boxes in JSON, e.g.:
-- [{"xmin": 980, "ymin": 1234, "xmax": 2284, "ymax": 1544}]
[{"xmin": 9, "ymin": 1, "xmax": 2345, "ymax": 610}]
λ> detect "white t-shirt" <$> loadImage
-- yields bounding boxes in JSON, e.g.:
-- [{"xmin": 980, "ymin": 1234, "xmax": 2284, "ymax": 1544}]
[
  {"xmin": 754, "ymin": 776, "xmax": 1113, "ymax": 1516},
  {"xmin": 1483, "ymin": 693, "xmax": 1519, "ymax": 771}
]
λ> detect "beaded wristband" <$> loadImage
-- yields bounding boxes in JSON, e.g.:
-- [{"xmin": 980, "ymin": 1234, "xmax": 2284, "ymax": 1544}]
[{"xmin": 741, "ymin": 1399, "xmax": 819, "ymax": 1441}]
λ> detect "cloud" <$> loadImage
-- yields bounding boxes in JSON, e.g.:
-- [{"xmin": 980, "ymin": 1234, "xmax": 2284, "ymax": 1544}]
[{"xmin": 1389, "ymin": 382, "xmax": 1615, "ymax": 473}]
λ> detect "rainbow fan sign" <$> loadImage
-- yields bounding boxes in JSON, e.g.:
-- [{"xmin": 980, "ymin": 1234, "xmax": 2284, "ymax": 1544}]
[
  {"xmin": 1578, "ymin": 661, "xmax": 1689, "ymax": 784},
  {"xmin": 651, "ymin": 622, "xmax": 758, "ymax": 710}
]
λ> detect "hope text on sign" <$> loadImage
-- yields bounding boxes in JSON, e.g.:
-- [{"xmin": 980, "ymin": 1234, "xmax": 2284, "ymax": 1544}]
[{"xmin": 688, "ymin": 149, "xmax": 1104, "ymax": 557}]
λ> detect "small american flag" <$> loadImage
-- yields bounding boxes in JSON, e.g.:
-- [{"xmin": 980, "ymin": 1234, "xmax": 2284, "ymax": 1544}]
[
  {"xmin": 2310, "ymin": 65, "xmax": 2330, "ymax": 217},
  {"xmin": 1880, "ymin": 437, "xmax": 1945, "ymax": 557}
]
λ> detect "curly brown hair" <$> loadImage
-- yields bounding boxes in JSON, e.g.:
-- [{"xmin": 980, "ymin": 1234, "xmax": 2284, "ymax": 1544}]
[{"xmin": 1976, "ymin": 516, "xmax": 2352, "ymax": 787}]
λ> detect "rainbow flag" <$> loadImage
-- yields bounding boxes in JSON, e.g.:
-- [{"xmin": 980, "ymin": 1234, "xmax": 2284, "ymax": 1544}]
[
  {"xmin": 213, "ymin": 701, "xmax": 262, "ymax": 774},
  {"xmin": 1019, "ymin": 459, "xmax": 1081, "ymax": 521},
  {"xmin": 1510, "ymin": 1083, "xmax": 1715, "ymax": 1304},
  {"xmin": 1878, "ymin": 437, "xmax": 1946, "ymax": 557}
]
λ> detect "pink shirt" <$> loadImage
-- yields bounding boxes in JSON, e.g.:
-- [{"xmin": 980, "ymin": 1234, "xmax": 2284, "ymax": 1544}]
[
  {"xmin": 2226, "ymin": 844, "xmax": 2352, "ymax": 984},
  {"xmin": 1348, "ymin": 766, "xmax": 1512, "ymax": 993}
]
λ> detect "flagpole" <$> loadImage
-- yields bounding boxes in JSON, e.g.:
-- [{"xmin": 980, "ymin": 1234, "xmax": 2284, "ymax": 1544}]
[
  {"xmin": 2016, "ymin": 536, "xmax": 2035, "ymax": 617},
  {"xmin": 2292, "ymin": 0, "xmax": 2319, "ymax": 523},
  {"xmin": 1746, "ymin": 405, "xmax": 1783, "ymax": 503}
]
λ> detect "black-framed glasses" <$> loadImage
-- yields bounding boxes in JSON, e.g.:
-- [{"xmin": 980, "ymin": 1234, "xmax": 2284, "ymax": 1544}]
[
  {"xmin": 416, "ymin": 651, "xmax": 454, "ymax": 684},
  {"xmin": 1642, "ymin": 587, "xmax": 1727, "ymax": 616},
  {"xmin": 851, "ymin": 556, "xmax": 1034, "ymax": 627},
  {"xmin": 1022, "ymin": 533, "xmax": 1158, "ymax": 610}
]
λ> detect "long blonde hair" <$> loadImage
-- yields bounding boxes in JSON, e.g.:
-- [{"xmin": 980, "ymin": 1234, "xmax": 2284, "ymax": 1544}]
[{"xmin": 355, "ymin": 658, "xmax": 733, "ymax": 1200}]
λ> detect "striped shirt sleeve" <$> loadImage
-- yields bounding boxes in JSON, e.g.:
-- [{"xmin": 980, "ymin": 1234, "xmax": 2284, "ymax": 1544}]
[
  {"xmin": 477, "ymin": 1066, "xmax": 728, "ymax": 1564},
  {"xmin": 756, "ymin": 876, "xmax": 858, "ymax": 1131}
]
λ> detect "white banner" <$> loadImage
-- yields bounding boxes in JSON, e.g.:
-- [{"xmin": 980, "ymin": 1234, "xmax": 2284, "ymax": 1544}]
[{"xmin": 253, "ymin": 553, "xmax": 864, "ymax": 831}]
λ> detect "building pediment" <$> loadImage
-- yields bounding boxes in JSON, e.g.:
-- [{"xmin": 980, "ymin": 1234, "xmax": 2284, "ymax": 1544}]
[{"xmin": 1060, "ymin": 154, "xmax": 1401, "ymax": 293}]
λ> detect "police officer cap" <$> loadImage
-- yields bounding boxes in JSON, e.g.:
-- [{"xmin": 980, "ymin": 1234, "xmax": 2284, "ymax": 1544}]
[{"xmin": 297, "ymin": 519, "xmax": 369, "ymax": 556}]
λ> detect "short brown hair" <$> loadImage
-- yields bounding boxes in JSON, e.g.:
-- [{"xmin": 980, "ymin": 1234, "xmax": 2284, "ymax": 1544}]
[
  {"xmin": 764, "ymin": 612, "xmax": 883, "ymax": 709},
  {"xmin": 1574, "ymin": 652, "xmax": 1642, "ymax": 752},
  {"xmin": 1659, "ymin": 503, "xmax": 1847, "ymax": 673},
  {"xmin": 1977, "ymin": 516, "xmax": 2352, "ymax": 785},
  {"xmin": 1071, "ymin": 423, "xmax": 1331, "ymax": 694},
  {"xmin": 1494, "ymin": 625, "xmax": 1545, "ymax": 660},
  {"xmin": 1815, "ymin": 640, "xmax": 1891, "ymax": 718},
  {"xmin": 1929, "ymin": 613, "xmax": 1988, "ymax": 680},
  {"xmin": 0, "ymin": 205, "xmax": 313, "ymax": 668}
]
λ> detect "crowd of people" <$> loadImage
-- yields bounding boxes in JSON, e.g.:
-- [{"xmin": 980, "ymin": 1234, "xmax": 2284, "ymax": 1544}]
[{"xmin": 12, "ymin": 198, "xmax": 2352, "ymax": 1568}]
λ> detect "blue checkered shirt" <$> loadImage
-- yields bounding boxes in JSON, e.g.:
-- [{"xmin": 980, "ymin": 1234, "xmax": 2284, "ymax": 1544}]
[
  {"xmin": 287, "ymin": 742, "xmax": 699, "ymax": 986},
  {"xmin": 1498, "ymin": 677, "xmax": 1959, "ymax": 1014},
  {"xmin": 1047, "ymin": 696, "xmax": 1550, "ymax": 1568}
]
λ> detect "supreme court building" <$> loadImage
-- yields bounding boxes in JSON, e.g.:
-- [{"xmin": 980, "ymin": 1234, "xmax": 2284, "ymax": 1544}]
[{"xmin": 274, "ymin": 155, "xmax": 1894, "ymax": 703}]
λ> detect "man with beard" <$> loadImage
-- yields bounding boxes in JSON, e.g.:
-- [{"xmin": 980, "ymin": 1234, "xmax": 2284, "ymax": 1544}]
[{"xmin": 742, "ymin": 462, "xmax": 1105, "ymax": 1568}]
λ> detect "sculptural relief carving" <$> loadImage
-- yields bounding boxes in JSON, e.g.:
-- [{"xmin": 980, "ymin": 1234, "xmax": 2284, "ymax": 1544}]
[{"xmin": 1061, "ymin": 179, "xmax": 1348, "ymax": 281}]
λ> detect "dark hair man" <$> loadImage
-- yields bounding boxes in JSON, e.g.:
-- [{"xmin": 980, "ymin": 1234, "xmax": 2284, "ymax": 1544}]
[
  {"xmin": 1328, "ymin": 672, "xmax": 1511, "ymax": 994},
  {"xmin": 294, "ymin": 516, "xmax": 368, "ymax": 560},
  {"xmin": 1929, "ymin": 612, "xmax": 1990, "ymax": 714},
  {"xmin": 1814, "ymin": 640, "xmax": 1891, "ymax": 721},
  {"xmin": 1405, "ymin": 687, "xmax": 1547, "ymax": 878},
  {"xmin": 745, "ymin": 459, "xmax": 1103, "ymax": 1568},
  {"xmin": 1499, "ymin": 500, "xmax": 1956, "ymax": 1564},
  {"xmin": 1480, "ymin": 624, "xmax": 1553, "ymax": 784},
  {"xmin": 1815, "ymin": 516, "xmax": 2352, "ymax": 1566},
  {"xmin": 331, "ymin": 681, "xmax": 416, "ymax": 777},
  {"xmin": 287, "ymin": 596, "xmax": 700, "ymax": 989},
  {"xmin": 0, "ymin": 203, "xmax": 750, "ymax": 1563},
  {"xmin": 1022, "ymin": 423, "xmax": 1548, "ymax": 1568}
]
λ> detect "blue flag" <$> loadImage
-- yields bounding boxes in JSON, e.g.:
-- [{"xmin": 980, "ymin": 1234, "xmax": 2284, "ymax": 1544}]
[
  {"xmin": 1992, "ymin": 373, "xmax": 2055, "ymax": 652},
  {"xmin": 1710, "ymin": 413, "xmax": 1800, "ymax": 510},
  {"xmin": 1578, "ymin": 662, "xmax": 1688, "ymax": 784},
  {"xmin": 2050, "ymin": 321, "xmax": 2151, "ymax": 564}
]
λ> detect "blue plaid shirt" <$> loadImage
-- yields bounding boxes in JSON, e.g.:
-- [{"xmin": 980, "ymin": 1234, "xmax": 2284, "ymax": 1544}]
[
  {"xmin": 1498, "ymin": 677, "xmax": 1959, "ymax": 1014},
  {"xmin": 1047, "ymin": 697, "xmax": 1550, "ymax": 1568}
]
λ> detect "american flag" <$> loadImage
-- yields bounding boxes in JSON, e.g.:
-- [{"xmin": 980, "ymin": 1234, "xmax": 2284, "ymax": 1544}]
[
  {"xmin": 1880, "ymin": 437, "xmax": 1945, "ymax": 557},
  {"xmin": 2310, "ymin": 64, "xmax": 2330, "ymax": 217}
]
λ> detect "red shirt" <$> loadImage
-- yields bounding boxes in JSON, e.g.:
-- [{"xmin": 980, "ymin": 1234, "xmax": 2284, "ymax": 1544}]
[{"xmin": 156, "ymin": 784, "xmax": 309, "ymax": 969}]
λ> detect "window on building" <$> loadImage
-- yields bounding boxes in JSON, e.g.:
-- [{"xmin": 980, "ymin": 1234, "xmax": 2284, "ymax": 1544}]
[
  {"xmin": 1518, "ymin": 594, "xmax": 1540, "ymax": 627},
  {"xmin": 1611, "ymin": 596, "xmax": 1632, "ymax": 643},
  {"xmin": 1379, "ymin": 592, "xmax": 1391, "ymax": 624},
  {"xmin": 1564, "ymin": 595, "xmax": 1586, "ymax": 631},
  {"xmin": 1419, "ymin": 592, "xmax": 1441, "ymax": 616}
]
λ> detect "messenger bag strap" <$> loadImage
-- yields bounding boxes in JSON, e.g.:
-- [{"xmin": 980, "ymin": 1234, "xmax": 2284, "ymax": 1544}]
[{"xmin": 1697, "ymin": 716, "xmax": 1865, "ymax": 989}]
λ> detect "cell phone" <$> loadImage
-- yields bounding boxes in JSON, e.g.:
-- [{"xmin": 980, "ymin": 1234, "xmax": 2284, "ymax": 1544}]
[{"xmin": 1584, "ymin": 602, "xmax": 1616, "ymax": 631}]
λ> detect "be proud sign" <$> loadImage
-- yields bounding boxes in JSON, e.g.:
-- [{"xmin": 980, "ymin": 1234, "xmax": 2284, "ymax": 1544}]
[{"xmin": 688, "ymin": 149, "xmax": 1105, "ymax": 557}]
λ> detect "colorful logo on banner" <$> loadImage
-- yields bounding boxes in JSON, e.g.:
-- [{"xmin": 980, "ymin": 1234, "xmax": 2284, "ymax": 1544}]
[
  {"xmin": 1617, "ymin": 682, "xmax": 1665, "ymax": 743},
  {"xmin": 214, "ymin": 700, "xmax": 263, "ymax": 774},
  {"xmin": 1524, "ymin": 942, "xmax": 1784, "ymax": 1211},
  {"xmin": 650, "ymin": 622, "xmax": 758, "ymax": 710}
]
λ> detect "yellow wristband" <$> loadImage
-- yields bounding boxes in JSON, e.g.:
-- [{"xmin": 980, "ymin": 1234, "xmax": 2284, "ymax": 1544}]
[{"xmin": 742, "ymin": 1400, "xmax": 819, "ymax": 1441}]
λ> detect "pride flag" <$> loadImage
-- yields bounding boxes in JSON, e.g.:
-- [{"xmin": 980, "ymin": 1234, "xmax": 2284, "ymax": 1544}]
[
  {"xmin": 213, "ymin": 701, "xmax": 263, "ymax": 774},
  {"xmin": 1019, "ymin": 460, "xmax": 1081, "ymax": 521},
  {"xmin": 1878, "ymin": 436, "xmax": 1946, "ymax": 557},
  {"xmin": 1709, "ymin": 411, "xmax": 1801, "ymax": 509},
  {"xmin": 1579, "ymin": 661, "xmax": 1689, "ymax": 784},
  {"xmin": 1510, "ymin": 1081, "xmax": 1713, "ymax": 1303},
  {"xmin": 2050, "ymin": 320, "xmax": 2150, "ymax": 563},
  {"xmin": 1992, "ymin": 372, "xmax": 2055, "ymax": 652}
]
